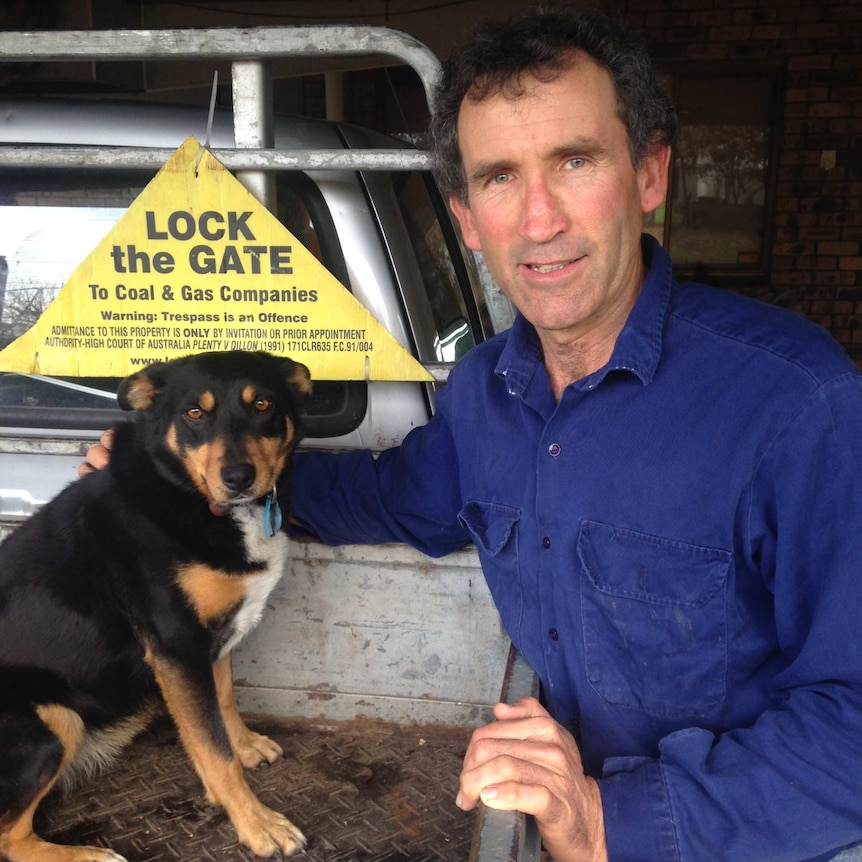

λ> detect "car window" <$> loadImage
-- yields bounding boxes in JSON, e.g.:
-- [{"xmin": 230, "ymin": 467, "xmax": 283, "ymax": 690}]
[
  {"xmin": 0, "ymin": 168, "xmax": 365, "ymax": 437},
  {"xmin": 390, "ymin": 171, "xmax": 482, "ymax": 364}
]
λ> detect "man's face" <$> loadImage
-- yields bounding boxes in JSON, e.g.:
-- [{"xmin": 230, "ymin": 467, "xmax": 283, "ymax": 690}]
[{"xmin": 449, "ymin": 56, "xmax": 669, "ymax": 352}]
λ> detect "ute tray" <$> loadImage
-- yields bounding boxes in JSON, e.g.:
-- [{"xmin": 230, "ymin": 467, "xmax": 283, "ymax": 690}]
[{"xmin": 36, "ymin": 715, "xmax": 475, "ymax": 862}]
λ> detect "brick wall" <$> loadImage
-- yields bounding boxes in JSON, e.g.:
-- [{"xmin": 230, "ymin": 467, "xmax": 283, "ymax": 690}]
[{"xmin": 624, "ymin": 0, "xmax": 862, "ymax": 362}]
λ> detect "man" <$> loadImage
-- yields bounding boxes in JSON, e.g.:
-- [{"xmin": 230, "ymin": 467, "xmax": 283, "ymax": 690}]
[{"xmin": 85, "ymin": 6, "xmax": 862, "ymax": 860}]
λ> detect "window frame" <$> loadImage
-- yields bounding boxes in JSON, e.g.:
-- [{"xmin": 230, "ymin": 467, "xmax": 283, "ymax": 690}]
[{"xmin": 656, "ymin": 59, "xmax": 785, "ymax": 287}]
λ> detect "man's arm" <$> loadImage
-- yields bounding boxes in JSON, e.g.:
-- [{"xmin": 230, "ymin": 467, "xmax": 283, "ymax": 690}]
[
  {"xmin": 464, "ymin": 373, "xmax": 862, "ymax": 862},
  {"xmin": 82, "ymin": 402, "xmax": 470, "ymax": 557},
  {"xmin": 600, "ymin": 373, "xmax": 862, "ymax": 861},
  {"xmin": 286, "ymin": 405, "xmax": 469, "ymax": 557}
]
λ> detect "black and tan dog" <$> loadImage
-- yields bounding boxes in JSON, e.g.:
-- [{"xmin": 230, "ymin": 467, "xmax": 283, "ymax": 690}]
[{"xmin": 0, "ymin": 350, "xmax": 312, "ymax": 862}]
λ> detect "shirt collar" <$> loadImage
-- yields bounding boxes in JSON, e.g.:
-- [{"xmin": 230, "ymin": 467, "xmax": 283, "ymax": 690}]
[{"xmin": 495, "ymin": 235, "xmax": 673, "ymax": 398}]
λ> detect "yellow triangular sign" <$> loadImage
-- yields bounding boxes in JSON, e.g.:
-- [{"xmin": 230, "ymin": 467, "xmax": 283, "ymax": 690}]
[{"xmin": 0, "ymin": 137, "xmax": 432, "ymax": 382}]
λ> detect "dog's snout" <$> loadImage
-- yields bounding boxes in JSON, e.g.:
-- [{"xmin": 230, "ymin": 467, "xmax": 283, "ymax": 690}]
[{"xmin": 221, "ymin": 464, "xmax": 256, "ymax": 493}]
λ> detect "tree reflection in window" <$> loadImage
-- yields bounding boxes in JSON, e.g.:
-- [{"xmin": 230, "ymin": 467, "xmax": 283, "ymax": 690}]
[{"xmin": 647, "ymin": 71, "xmax": 778, "ymax": 277}]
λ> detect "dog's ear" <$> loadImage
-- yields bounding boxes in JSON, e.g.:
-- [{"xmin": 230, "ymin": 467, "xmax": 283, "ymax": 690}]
[
  {"xmin": 282, "ymin": 359, "xmax": 313, "ymax": 406},
  {"xmin": 117, "ymin": 362, "xmax": 168, "ymax": 412}
]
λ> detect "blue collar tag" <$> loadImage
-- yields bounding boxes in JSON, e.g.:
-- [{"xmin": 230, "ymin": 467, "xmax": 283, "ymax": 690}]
[{"xmin": 264, "ymin": 486, "xmax": 283, "ymax": 538}]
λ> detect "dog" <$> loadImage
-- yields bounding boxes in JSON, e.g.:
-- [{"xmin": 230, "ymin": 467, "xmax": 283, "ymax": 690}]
[{"xmin": 0, "ymin": 350, "xmax": 312, "ymax": 862}]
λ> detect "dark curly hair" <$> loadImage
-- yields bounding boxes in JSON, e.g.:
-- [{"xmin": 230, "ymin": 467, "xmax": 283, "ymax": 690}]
[{"xmin": 429, "ymin": 4, "xmax": 678, "ymax": 204}]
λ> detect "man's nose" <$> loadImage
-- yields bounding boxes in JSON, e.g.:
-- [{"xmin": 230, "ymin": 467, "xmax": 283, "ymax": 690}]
[{"xmin": 519, "ymin": 177, "xmax": 570, "ymax": 243}]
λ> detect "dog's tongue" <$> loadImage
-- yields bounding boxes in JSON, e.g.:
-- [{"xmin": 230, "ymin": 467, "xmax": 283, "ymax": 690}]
[{"xmin": 209, "ymin": 502, "xmax": 231, "ymax": 517}]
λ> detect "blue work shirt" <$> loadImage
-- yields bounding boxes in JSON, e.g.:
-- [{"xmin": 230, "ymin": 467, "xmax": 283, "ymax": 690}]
[{"xmin": 289, "ymin": 237, "xmax": 862, "ymax": 861}]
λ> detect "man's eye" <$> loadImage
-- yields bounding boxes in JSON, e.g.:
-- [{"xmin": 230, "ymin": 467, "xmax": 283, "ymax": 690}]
[
  {"xmin": 492, "ymin": 172, "xmax": 512, "ymax": 184},
  {"xmin": 566, "ymin": 157, "xmax": 587, "ymax": 169}
]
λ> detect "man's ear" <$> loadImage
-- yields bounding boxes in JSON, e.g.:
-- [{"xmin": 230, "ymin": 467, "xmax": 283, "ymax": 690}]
[
  {"xmin": 639, "ymin": 143, "xmax": 672, "ymax": 216},
  {"xmin": 449, "ymin": 195, "xmax": 482, "ymax": 252}
]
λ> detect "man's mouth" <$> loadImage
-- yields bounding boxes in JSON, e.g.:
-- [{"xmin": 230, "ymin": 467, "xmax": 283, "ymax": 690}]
[{"xmin": 528, "ymin": 262, "xmax": 568, "ymax": 273}]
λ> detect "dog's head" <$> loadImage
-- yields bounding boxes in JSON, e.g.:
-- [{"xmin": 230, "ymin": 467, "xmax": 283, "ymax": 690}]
[{"xmin": 116, "ymin": 351, "xmax": 312, "ymax": 511}]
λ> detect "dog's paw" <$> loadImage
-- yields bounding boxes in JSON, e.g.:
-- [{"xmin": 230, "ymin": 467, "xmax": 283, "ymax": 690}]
[
  {"xmin": 233, "ymin": 727, "xmax": 284, "ymax": 768},
  {"xmin": 237, "ymin": 805, "xmax": 306, "ymax": 858}
]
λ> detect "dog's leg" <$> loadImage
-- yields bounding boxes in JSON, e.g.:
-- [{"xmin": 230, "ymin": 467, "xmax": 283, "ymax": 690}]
[
  {"xmin": 145, "ymin": 649, "xmax": 306, "ymax": 857},
  {"xmin": 0, "ymin": 705, "xmax": 127, "ymax": 862},
  {"xmin": 214, "ymin": 653, "xmax": 283, "ymax": 768}
]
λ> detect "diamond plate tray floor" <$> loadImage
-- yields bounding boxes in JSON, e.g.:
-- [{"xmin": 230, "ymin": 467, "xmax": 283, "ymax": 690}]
[{"xmin": 35, "ymin": 715, "xmax": 476, "ymax": 862}]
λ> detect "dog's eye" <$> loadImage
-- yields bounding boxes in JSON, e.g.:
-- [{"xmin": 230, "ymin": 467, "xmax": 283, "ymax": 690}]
[
  {"xmin": 254, "ymin": 398, "xmax": 272, "ymax": 413},
  {"xmin": 186, "ymin": 406, "xmax": 204, "ymax": 421}
]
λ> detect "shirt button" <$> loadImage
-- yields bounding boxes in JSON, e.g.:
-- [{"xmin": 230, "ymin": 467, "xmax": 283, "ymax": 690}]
[
  {"xmin": 548, "ymin": 442, "xmax": 562, "ymax": 457},
  {"xmin": 542, "ymin": 536, "xmax": 551, "ymax": 549},
  {"xmin": 549, "ymin": 628, "xmax": 559, "ymax": 641}
]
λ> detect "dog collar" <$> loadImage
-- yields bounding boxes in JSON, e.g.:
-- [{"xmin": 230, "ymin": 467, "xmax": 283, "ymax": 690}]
[{"xmin": 207, "ymin": 489, "xmax": 281, "ymax": 537}]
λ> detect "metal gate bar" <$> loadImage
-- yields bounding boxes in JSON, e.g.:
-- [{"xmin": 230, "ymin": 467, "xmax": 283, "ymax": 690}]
[
  {"xmin": 468, "ymin": 647, "xmax": 543, "ymax": 862},
  {"xmin": 0, "ymin": 23, "xmax": 516, "ymax": 344}
]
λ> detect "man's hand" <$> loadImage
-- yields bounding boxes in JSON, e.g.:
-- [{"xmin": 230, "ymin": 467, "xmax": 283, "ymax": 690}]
[
  {"xmin": 78, "ymin": 428, "xmax": 114, "ymax": 477},
  {"xmin": 457, "ymin": 697, "xmax": 607, "ymax": 862}
]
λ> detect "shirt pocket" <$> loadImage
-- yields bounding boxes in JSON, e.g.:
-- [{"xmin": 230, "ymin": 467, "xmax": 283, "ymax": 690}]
[
  {"xmin": 577, "ymin": 519, "xmax": 730, "ymax": 719},
  {"xmin": 459, "ymin": 501, "xmax": 523, "ymax": 642}
]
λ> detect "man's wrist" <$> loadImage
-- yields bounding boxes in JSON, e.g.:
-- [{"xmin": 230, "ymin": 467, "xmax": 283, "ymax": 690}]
[{"xmin": 540, "ymin": 777, "xmax": 608, "ymax": 862}]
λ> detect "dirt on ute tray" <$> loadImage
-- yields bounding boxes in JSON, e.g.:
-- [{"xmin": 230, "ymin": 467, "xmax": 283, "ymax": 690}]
[{"xmin": 35, "ymin": 715, "xmax": 476, "ymax": 862}]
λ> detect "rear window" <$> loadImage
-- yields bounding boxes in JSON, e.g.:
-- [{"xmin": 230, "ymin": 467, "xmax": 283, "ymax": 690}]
[{"xmin": 0, "ymin": 168, "xmax": 365, "ymax": 437}]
